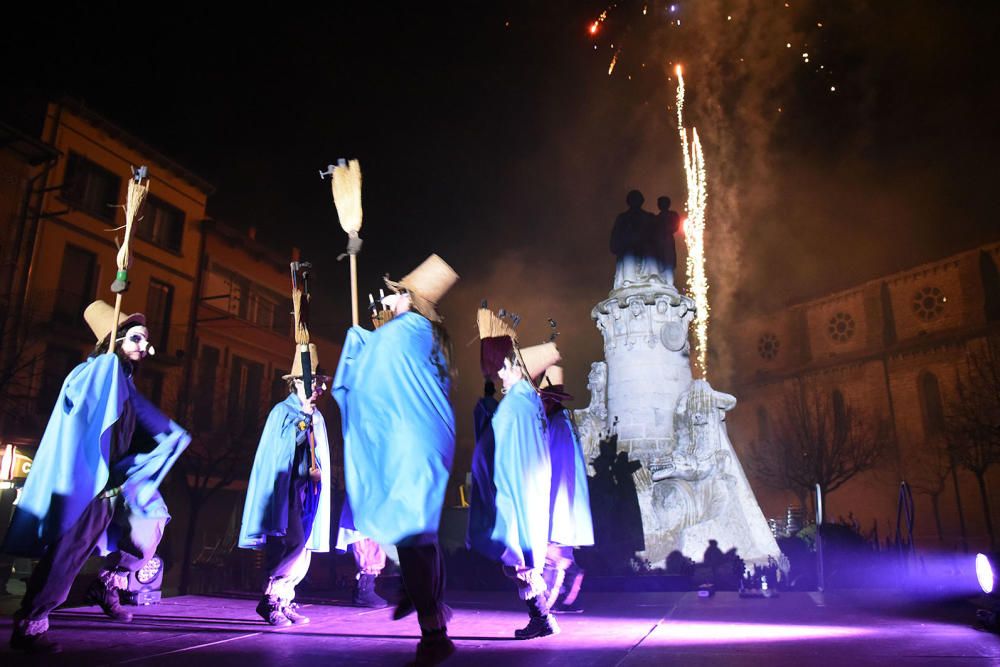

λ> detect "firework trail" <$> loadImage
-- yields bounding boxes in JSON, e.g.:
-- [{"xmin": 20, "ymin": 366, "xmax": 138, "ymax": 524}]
[{"xmin": 675, "ymin": 64, "xmax": 710, "ymax": 378}]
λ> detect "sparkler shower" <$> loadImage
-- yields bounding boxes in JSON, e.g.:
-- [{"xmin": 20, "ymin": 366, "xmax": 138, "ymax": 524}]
[{"xmin": 674, "ymin": 64, "xmax": 709, "ymax": 378}]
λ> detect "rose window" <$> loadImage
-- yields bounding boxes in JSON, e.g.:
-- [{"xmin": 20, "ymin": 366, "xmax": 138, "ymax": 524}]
[
  {"xmin": 827, "ymin": 312, "xmax": 855, "ymax": 343},
  {"xmin": 757, "ymin": 333, "xmax": 780, "ymax": 360},
  {"xmin": 912, "ymin": 286, "xmax": 946, "ymax": 321}
]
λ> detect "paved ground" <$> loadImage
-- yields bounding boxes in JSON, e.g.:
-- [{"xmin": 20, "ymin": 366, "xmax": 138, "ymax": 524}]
[{"xmin": 1, "ymin": 590, "xmax": 997, "ymax": 666}]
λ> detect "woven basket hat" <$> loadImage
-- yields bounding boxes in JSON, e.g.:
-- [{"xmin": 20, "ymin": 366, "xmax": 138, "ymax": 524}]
[
  {"xmin": 282, "ymin": 343, "xmax": 332, "ymax": 381},
  {"xmin": 384, "ymin": 254, "xmax": 458, "ymax": 323},
  {"xmin": 517, "ymin": 342, "xmax": 561, "ymax": 382},
  {"xmin": 539, "ymin": 365, "xmax": 564, "ymax": 388},
  {"xmin": 84, "ymin": 300, "xmax": 146, "ymax": 344}
]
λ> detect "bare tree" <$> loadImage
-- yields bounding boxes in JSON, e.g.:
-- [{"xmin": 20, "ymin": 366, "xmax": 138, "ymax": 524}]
[
  {"xmin": 945, "ymin": 337, "xmax": 1000, "ymax": 548},
  {"xmin": 908, "ymin": 436, "xmax": 954, "ymax": 543},
  {"xmin": 0, "ymin": 299, "xmax": 77, "ymax": 440},
  {"xmin": 168, "ymin": 382, "xmax": 260, "ymax": 595},
  {"xmin": 748, "ymin": 388, "xmax": 891, "ymax": 515}
]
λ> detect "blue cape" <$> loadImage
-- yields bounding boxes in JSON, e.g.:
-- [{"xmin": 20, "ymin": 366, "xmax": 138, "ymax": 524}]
[
  {"xmin": 466, "ymin": 395, "xmax": 502, "ymax": 558},
  {"xmin": 491, "ymin": 379, "xmax": 551, "ymax": 569},
  {"xmin": 238, "ymin": 394, "xmax": 332, "ymax": 552},
  {"xmin": 3, "ymin": 355, "xmax": 188, "ymax": 557},
  {"xmin": 333, "ymin": 312, "xmax": 455, "ymax": 546},
  {"xmin": 547, "ymin": 408, "xmax": 595, "ymax": 547}
]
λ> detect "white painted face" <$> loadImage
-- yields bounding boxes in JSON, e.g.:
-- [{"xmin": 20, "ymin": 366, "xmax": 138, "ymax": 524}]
[
  {"xmin": 497, "ymin": 356, "xmax": 523, "ymax": 392},
  {"xmin": 381, "ymin": 292, "xmax": 412, "ymax": 316},
  {"xmin": 294, "ymin": 378, "xmax": 328, "ymax": 403},
  {"xmin": 119, "ymin": 325, "xmax": 153, "ymax": 361}
]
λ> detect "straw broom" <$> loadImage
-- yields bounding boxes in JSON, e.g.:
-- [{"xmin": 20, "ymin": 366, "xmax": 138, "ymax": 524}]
[
  {"xmin": 292, "ymin": 285, "xmax": 321, "ymax": 482},
  {"xmin": 107, "ymin": 168, "xmax": 150, "ymax": 353},
  {"xmin": 330, "ymin": 159, "xmax": 363, "ymax": 326}
]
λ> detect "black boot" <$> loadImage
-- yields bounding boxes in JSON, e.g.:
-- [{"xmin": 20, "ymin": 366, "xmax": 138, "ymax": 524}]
[
  {"xmin": 256, "ymin": 594, "xmax": 292, "ymax": 626},
  {"xmin": 393, "ymin": 594, "xmax": 415, "ymax": 620},
  {"xmin": 353, "ymin": 573, "xmax": 389, "ymax": 608},
  {"xmin": 86, "ymin": 570, "xmax": 133, "ymax": 622},
  {"xmin": 514, "ymin": 595, "xmax": 560, "ymax": 640},
  {"xmin": 413, "ymin": 626, "xmax": 455, "ymax": 666},
  {"xmin": 10, "ymin": 616, "xmax": 61, "ymax": 654}
]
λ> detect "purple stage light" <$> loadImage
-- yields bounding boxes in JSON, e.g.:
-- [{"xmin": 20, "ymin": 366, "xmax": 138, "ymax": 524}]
[{"xmin": 644, "ymin": 620, "xmax": 874, "ymax": 645}]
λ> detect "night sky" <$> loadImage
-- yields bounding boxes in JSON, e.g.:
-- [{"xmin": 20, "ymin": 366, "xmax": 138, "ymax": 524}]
[{"xmin": 3, "ymin": 1, "xmax": 999, "ymax": 461}]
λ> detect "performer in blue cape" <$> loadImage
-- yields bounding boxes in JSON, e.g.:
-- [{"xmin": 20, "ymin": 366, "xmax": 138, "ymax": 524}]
[
  {"xmin": 466, "ymin": 306, "xmax": 519, "ymax": 560},
  {"xmin": 492, "ymin": 340, "xmax": 562, "ymax": 640},
  {"xmin": 4, "ymin": 301, "xmax": 190, "ymax": 653},
  {"xmin": 466, "ymin": 379, "xmax": 500, "ymax": 557},
  {"xmin": 333, "ymin": 254, "xmax": 459, "ymax": 664},
  {"xmin": 332, "ymin": 310, "xmax": 391, "ymax": 611},
  {"xmin": 538, "ymin": 366, "xmax": 595, "ymax": 614},
  {"xmin": 239, "ymin": 343, "xmax": 332, "ymax": 626}
]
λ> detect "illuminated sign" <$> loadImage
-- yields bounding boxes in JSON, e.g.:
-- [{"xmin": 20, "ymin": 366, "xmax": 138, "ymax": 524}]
[{"xmin": 0, "ymin": 444, "xmax": 32, "ymax": 481}]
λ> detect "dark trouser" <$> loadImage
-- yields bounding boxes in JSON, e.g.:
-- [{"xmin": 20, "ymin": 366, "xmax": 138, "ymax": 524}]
[
  {"xmin": 263, "ymin": 478, "xmax": 313, "ymax": 602},
  {"xmin": 17, "ymin": 495, "xmax": 114, "ymax": 623},
  {"xmin": 396, "ymin": 541, "xmax": 447, "ymax": 632},
  {"xmin": 350, "ymin": 538, "xmax": 386, "ymax": 575}
]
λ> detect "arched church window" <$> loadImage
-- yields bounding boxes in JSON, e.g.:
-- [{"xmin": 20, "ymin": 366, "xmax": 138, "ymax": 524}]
[
  {"xmin": 757, "ymin": 406, "xmax": 771, "ymax": 440},
  {"xmin": 919, "ymin": 371, "xmax": 946, "ymax": 436}
]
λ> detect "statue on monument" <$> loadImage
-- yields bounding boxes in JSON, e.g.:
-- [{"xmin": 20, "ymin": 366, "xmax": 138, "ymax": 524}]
[
  {"xmin": 609, "ymin": 190, "xmax": 680, "ymax": 288},
  {"xmin": 652, "ymin": 196, "xmax": 681, "ymax": 286}
]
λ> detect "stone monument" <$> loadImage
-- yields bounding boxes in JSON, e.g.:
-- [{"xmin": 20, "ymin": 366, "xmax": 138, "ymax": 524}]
[{"xmin": 575, "ymin": 193, "xmax": 780, "ymax": 567}]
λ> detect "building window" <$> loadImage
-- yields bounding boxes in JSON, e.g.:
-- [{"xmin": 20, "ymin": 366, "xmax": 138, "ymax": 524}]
[
  {"xmin": 146, "ymin": 279, "xmax": 174, "ymax": 352},
  {"xmin": 757, "ymin": 333, "xmax": 780, "ymax": 360},
  {"xmin": 135, "ymin": 369, "xmax": 164, "ymax": 407},
  {"xmin": 919, "ymin": 371, "xmax": 946, "ymax": 436},
  {"xmin": 228, "ymin": 355, "xmax": 263, "ymax": 432},
  {"xmin": 137, "ymin": 195, "xmax": 185, "ymax": 253},
  {"xmin": 203, "ymin": 264, "xmax": 292, "ymax": 335},
  {"xmin": 271, "ymin": 369, "xmax": 288, "ymax": 406},
  {"xmin": 39, "ymin": 345, "xmax": 81, "ymax": 412},
  {"xmin": 912, "ymin": 285, "xmax": 946, "ymax": 322},
  {"xmin": 193, "ymin": 345, "xmax": 220, "ymax": 431},
  {"xmin": 247, "ymin": 290, "xmax": 278, "ymax": 330},
  {"xmin": 62, "ymin": 152, "xmax": 121, "ymax": 221},
  {"xmin": 827, "ymin": 312, "xmax": 856, "ymax": 343},
  {"xmin": 54, "ymin": 244, "xmax": 98, "ymax": 324}
]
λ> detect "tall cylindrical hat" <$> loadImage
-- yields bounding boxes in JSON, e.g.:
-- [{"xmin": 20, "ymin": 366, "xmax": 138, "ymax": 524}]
[
  {"xmin": 384, "ymin": 254, "xmax": 459, "ymax": 322},
  {"xmin": 282, "ymin": 343, "xmax": 331, "ymax": 380},
  {"xmin": 84, "ymin": 300, "xmax": 146, "ymax": 343},
  {"xmin": 477, "ymin": 306, "xmax": 517, "ymax": 377}
]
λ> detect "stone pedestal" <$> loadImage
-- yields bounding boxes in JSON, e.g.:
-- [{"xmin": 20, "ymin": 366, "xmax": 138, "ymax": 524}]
[{"xmin": 576, "ymin": 274, "xmax": 781, "ymax": 567}]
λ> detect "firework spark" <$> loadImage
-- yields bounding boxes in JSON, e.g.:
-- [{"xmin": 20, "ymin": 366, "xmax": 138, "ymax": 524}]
[
  {"xmin": 674, "ymin": 65, "xmax": 710, "ymax": 378},
  {"xmin": 590, "ymin": 9, "xmax": 608, "ymax": 36},
  {"xmin": 609, "ymin": 48, "xmax": 621, "ymax": 75}
]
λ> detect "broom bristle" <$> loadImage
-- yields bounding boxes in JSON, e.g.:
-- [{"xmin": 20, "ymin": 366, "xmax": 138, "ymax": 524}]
[
  {"xmin": 331, "ymin": 159, "xmax": 363, "ymax": 234},
  {"xmin": 292, "ymin": 288, "xmax": 310, "ymax": 345},
  {"xmin": 477, "ymin": 308, "xmax": 518, "ymax": 342},
  {"xmin": 117, "ymin": 177, "xmax": 149, "ymax": 270}
]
